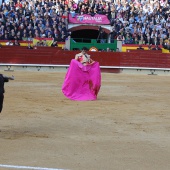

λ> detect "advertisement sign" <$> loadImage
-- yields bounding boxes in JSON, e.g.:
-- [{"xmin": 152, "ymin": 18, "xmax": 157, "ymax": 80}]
[{"xmin": 69, "ymin": 14, "xmax": 110, "ymax": 25}]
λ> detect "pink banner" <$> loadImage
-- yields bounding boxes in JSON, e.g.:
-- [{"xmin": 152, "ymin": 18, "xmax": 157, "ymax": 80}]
[
  {"xmin": 62, "ymin": 59, "xmax": 101, "ymax": 101},
  {"xmin": 68, "ymin": 14, "xmax": 110, "ymax": 24}
]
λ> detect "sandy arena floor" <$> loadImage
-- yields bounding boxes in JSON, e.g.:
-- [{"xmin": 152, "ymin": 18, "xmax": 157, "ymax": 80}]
[{"xmin": 0, "ymin": 70, "xmax": 170, "ymax": 170}]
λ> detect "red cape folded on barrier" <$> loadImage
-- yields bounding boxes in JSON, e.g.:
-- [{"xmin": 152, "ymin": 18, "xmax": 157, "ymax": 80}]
[{"xmin": 62, "ymin": 59, "xmax": 101, "ymax": 101}]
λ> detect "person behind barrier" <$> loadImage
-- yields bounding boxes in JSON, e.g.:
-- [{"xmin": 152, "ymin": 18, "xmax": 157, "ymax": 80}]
[
  {"xmin": 75, "ymin": 47, "xmax": 94, "ymax": 65},
  {"xmin": 116, "ymin": 48, "xmax": 120, "ymax": 52},
  {"xmin": 6, "ymin": 40, "xmax": 13, "ymax": 46},
  {"xmin": 0, "ymin": 74, "xmax": 14, "ymax": 113},
  {"xmin": 152, "ymin": 45, "xmax": 161, "ymax": 50},
  {"xmin": 137, "ymin": 45, "xmax": 144, "ymax": 50},
  {"xmin": 148, "ymin": 44, "xmax": 152, "ymax": 50},
  {"xmin": 51, "ymin": 41, "xmax": 58, "ymax": 47},
  {"xmin": 27, "ymin": 43, "xmax": 33, "ymax": 49},
  {"xmin": 98, "ymin": 29, "xmax": 107, "ymax": 43},
  {"xmin": 13, "ymin": 39, "xmax": 20, "ymax": 46}
]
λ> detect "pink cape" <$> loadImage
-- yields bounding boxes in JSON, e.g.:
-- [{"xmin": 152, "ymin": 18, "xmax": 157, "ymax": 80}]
[{"xmin": 62, "ymin": 59, "xmax": 101, "ymax": 101}]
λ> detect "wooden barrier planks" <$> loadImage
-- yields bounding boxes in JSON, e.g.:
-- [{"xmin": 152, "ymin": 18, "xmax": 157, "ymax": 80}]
[{"xmin": 0, "ymin": 47, "xmax": 170, "ymax": 68}]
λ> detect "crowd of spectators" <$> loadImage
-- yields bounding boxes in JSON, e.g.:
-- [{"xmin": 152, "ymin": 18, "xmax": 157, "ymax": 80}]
[
  {"xmin": 0, "ymin": 0, "xmax": 170, "ymax": 49},
  {"xmin": 108, "ymin": 0, "xmax": 170, "ymax": 49}
]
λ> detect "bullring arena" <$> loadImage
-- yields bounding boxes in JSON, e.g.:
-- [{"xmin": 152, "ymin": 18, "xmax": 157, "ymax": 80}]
[
  {"xmin": 0, "ymin": 46, "xmax": 170, "ymax": 170},
  {"xmin": 1, "ymin": 0, "xmax": 170, "ymax": 168},
  {"xmin": 0, "ymin": 65, "xmax": 170, "ymax": 170}
]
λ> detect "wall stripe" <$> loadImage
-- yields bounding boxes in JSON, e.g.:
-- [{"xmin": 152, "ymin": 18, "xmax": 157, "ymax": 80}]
[{"xmin": 0, "ymin": 164, "xmax": 68, "ymax": 170}]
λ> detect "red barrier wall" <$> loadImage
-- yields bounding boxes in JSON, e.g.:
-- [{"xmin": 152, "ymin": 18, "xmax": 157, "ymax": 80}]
[{"xmin": 0, "ymin": 47, "xmax": 170, "ymax": 69}]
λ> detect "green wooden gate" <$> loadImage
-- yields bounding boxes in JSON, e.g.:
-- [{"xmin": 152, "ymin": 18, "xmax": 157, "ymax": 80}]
[{"xmin": 70, "ymin": 38, "xmax": 117, "ymax": 51}]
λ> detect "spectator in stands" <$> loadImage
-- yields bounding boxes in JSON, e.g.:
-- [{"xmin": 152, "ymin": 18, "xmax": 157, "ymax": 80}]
[
  {"xmin": 117, "ymin": 34, "xmax": 125, "ymax": 44},
  {"xmin": 15, "ymin": 0, "xmax": 22, "ymax": 10},
  {"xmin": 4, "ymin": 33, "xmax": 9, "ymax": 40},
  {"xmin": 0, "ymin": 33, "xmax": 3, "ymax": 40},
  {"xmin": 70, "ymin": 7, "xmax": 76, "ymax": 18},
  {"xmin": 54, "ymin": 34, "xmax": 62, "ymax": 42},
  {"xmin": 22, "ymin": 33, "xmax": 28, "ymax": 41},
  {"xmin": 16, "ymin": 33, "xmax": 22, "ymax": 41},
  {"xmin": 138, "ymin": 35, "xmax": 146, "ymax": 45},
  {"xmin": 60, "ymin": 30, "xmax": 67, "ymax": 42},
  {"xmin": 0, "ymin": 0, "xmax": 170, "ymax": 49},
  {"xmin": 125, "ymin": 33, "xmax": 133, "ymax": 44},
  {"xmin": 27, "ymin": 34, "xmax": 33, "ymax": 41}
]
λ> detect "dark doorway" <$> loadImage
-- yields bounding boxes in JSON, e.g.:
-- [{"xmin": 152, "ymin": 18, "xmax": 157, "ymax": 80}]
[{"xmin": 71, "ymin": 29, "xmax": 99, "ymax": 42}]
